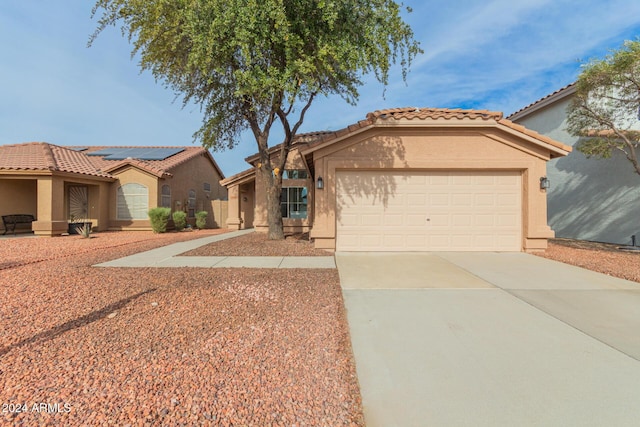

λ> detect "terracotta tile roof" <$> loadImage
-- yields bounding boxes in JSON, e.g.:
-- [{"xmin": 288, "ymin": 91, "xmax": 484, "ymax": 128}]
[
  {"xmin": 0, "ymin": 142, "xmax": 54, "ymax": 171},
  {"xmin": 101, "ymin": 158, "xmax": 169, "ymax": 178},
  {"xmin": 0, "ymin": 142, "xmax": 112, "ymax": 178},
  {"xmin": 0, "ymin": 143, "xmax": 225, "ymax": 179},
  {"xmin": 367, "ymin": 107, "xmax": 503, "ymax": 121},
  {"xmin": 240, "ymin": 107, "xmax": 571, "ymax": 171},
  {"xmin": 220, "ymin": 167, "xmax": 256, "ymax": 186},
  {"xmin": 79, "ymin": 146, "xmax": 222, "ymax": 178},
  {"xmin": 299, "ymin": 107, "xmax": 571, "ymax": 158}
]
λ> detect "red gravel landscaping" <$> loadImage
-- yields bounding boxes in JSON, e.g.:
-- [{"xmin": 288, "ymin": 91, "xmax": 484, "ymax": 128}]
[
  {"xmin": 0, "ymin": 231, "xmax": 364, "ymax": 426},
  {"xmin": 535, "ymin": 238, "xmax": 640, "ymax": 284},
  {"xmin": 181, "ymin": 232, "xmax": 332, "ymax": 257}
]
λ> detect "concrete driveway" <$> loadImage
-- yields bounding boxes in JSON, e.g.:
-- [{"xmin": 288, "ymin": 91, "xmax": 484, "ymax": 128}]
[{"xmin": 337, "ymin": 252, "xmax": 640, "ymax": 427}]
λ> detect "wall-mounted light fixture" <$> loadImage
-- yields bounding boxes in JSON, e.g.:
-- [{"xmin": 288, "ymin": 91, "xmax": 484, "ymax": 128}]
[
  {"xmin": 316, "ymin": 176, "xmax": 324, "ymax": 189},
  {"xmin": 540, "ymin": 176, "xmax": 550, "ymax": 190}
]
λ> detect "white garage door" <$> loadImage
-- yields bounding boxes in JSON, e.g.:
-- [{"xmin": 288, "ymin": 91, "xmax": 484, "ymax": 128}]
[{"xmin": 336, "ymin": 171, "xmax": 522, "ymax": 251}]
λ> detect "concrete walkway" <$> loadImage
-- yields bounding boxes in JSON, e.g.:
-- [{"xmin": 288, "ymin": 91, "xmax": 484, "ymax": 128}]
[
  {"xmin": 94, "ymin": 229, "xmax": 336, "ymax": 269},
  {"xmin": 338, "ymin": 252, "xmax": 640, "ymax": 427}
]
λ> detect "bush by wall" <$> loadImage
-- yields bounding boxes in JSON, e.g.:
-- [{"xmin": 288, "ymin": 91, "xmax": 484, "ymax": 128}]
[
  {"xmin": 195, "ymin": 211, "xmax": 208, "ymax": 229},
  {"xmin": 172, "ymin": 210, "xmax": 187, "ymax": 231},
  {"xmin": 148, "ymin": 207, "xmax": 171, "ymax": 233}
]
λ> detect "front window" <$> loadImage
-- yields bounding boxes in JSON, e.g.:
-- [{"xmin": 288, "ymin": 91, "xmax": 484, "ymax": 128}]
[
  {"xmin": 117, "ymin": 183, "xmax": 148, "ymax": 220},
  {"xmin": 280, "ymin": 187, "xmax": 308, "ymax": 219},
  {"xmin": 188, "ymin": 189, "xmax": 196, "ymax": 218},
  {"xmin": 161, "ymin": 185, "xmax": 171, "ymax": 208},
  {"xmin": 283, "ymin": 169, "xmax": 308, "ymax": 179}
]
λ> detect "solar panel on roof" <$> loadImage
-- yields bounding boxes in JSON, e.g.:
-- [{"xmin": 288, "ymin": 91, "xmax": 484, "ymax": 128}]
[
  {"xmin": 138, "ymin": 148, "xmax": 184, "ymax": 160},
  {"xmin": 87, "ymin": 148, "xmax": 126, "ymax": 156},
  {"xmin": 87, "ymin": 147, "xmax": 185, "ymax": 161},
  {"xmin": 103, "ymin": 148, "xmax": 146, "ymax": 160}
]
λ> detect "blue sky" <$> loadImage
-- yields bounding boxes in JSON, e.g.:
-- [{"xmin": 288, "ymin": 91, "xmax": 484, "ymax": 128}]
[{"xmin": 2, "ymin": 1, "xmax": 640, "ymax": 176}]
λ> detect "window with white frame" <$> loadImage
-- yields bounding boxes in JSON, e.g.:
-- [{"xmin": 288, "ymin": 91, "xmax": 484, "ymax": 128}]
[
  {"xmin": 283, "ymin": 169, "xmax": 308, "ymax": 179},
  {"xmin": 161, "ymin": 185, "xmax": 171, "ymax": 208},
  {"xmin": 280, "ymin": 187, "xmax": 307, "ymax": 219},
  {"xmin": 188, "ymin": 189, "xmax": 196, "ymax": 217},
  {"xmin": 117, "ymin": 183, "xmax": 148, "ymax": 220}
]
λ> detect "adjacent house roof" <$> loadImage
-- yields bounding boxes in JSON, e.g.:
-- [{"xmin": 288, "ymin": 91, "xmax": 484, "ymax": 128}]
[
  {"xmin": 0, "ymin": 142, "xmax": 113, "ymax": 178},
  {"xmin": 0, "ymin": 143, "xmax": 225, "ymax": 180},
  {"xmin": 507, "ymin": 83, "xmax": 576, "ymax": 121}
]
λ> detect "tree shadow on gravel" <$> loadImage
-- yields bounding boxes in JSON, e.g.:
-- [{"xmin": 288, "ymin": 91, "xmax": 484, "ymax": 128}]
[{"xmin": 0, "ymin": 289, "xmax": 156, "ymax": 357}]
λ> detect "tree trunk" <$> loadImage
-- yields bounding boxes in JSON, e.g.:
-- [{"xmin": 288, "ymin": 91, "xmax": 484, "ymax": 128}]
[{"xmin": 258, "ymin": 163, "xmax": 285, "ymax": 240}]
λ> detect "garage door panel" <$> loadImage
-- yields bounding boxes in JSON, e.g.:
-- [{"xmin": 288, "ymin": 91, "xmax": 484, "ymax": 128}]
[
  {"xmin": 407, "ymin": 193, "xmax": 427, "ymax": 206},
  {"xmin": 336, "ymin": 171, "xmax": 521, "ymax": 251},
  {"xmin": 451, "ymin": 193, "xmax": 472, "ymax": 206},
  {"xmin": 340, "ymin": 213, "xmax": 359, "ymax": 227},
  {"xmin": 383, "ymin": 214, "xmax": 403, "ymax": 226},
  {"xmin": 452, "ymin": 214, "xmax": 473, "ymax": 226},
  {"xmin": 361, "ymin": 214, "xmax": 382, "ymax": 226},
  {"xmin": 498, "ymin": 214, "xmax": 518, "ymax": 226},
  {"xmin": 429, "ymin": 193, "xmax": 450, "ymax": 206}
]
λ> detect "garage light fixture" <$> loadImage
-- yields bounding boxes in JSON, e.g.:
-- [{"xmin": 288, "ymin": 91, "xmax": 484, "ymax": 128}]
[
  {"xmin": 316, "ymin": 176, "xmax": 324, "ymax": 189},
  {"xmin": 540, "ymin": 176, "xmax": 550, "ymax": 190}
]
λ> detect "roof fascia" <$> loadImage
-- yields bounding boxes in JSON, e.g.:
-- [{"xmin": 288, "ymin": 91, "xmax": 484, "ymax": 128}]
[
  {"xmin": 495, "ymin": 123, "xmax": 571, "ymax": 158},
  {"xmin": 508, "ymin": 84, "xmax": 577, "ymax": 121},
  {"xmin": 105, "ymin": 163, "xmax": 166, "ymax": 179}
]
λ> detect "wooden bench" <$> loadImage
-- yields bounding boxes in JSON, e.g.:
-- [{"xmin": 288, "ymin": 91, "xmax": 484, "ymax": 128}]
[{"xmin": 2, "ymin": 214, "xmax": 36, "ymax": 235}]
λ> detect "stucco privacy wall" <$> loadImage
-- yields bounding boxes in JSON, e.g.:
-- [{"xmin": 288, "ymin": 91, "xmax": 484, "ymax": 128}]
[
  {"xmin": 309, "ymin": 124, "xmax": 555, "ymax": 251},
  {"xmin": 512, "ymin": 93, "xmax": 640, "ymax": 245}
]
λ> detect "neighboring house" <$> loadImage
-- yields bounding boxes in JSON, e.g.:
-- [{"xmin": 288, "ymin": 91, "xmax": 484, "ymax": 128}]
[
  {"xmin": 222, "ymin": 107, "xmax": 571, "ymax": 252},
  {"xmin": 509, "ymin": 84, "xmax": 640, "ymax": 245},
  {"xmin": 0, "ymin": 143, "xmax": 227, "ymax": 235}
]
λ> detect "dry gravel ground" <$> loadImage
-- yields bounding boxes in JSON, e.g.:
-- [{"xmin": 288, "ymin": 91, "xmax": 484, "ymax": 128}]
[
  {"xmin": 182, "ymin": 232, "xmax": 332, "ymax": 257},
  {"xmin": 535, "ymin": 238, "xmax": 640, "ymax": 283},
  {"xmin": 0, "ymin": 231, "xmax": 363, "ymax": 426}
]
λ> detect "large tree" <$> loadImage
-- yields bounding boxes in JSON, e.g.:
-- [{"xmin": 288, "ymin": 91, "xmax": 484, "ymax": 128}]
[
  {"xmin": 91, "ymin": 0, "xmax": 421, "ymax": 239},
  {"xmin": 567, "ymin": 39, "xmax": 640, "ymax": 176}
]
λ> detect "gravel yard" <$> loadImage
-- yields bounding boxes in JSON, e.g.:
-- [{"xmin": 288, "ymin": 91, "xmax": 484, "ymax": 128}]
[
  {"xmin": 536, "ymin": 238, "xmax": 640, "ymax": 283},
  {"xmin": 182, "ymin": 232, "xmax": 332, "ymax": 257},
  {"xmin": 0, "ymin": 231, "xmax": 363, "ymax": 426}
]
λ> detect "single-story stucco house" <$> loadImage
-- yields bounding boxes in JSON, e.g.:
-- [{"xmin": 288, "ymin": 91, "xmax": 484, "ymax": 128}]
[
  {"xmin": 508, "ymin": 84, "xmax": 640, "ymax": 245},
  {"xmin": 0, "ymin": 143, "xmax": 227, "ymax": 235},
  {"xmin": 222, "ymin": 107, "xmax": 571, "ymax": 252}
]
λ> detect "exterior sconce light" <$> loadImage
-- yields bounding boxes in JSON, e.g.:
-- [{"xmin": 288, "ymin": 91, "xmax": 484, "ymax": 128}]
[
  {"xmin": 540, "ymin": 176, "xmax": 550, "ymax": 190},
  {"xmin": 316, "ymin": 176, "xmax": 324, "ymax": 189}
]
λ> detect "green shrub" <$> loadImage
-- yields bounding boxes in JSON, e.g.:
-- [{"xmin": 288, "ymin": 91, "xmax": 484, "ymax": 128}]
[
  {"xmin": 148, "ymin": 207, "xmax": 171, "ymax": 233},
  {"xmin": 172, "ymin": 210, "xmax": 187, "ymax": 231},
  {"xmin": 78, "ymin": 223, "xmax": 92, "ymax": 238},
  {"xmin": 195, "ymin": 211, "xmax": 208, "ymax": 229}
]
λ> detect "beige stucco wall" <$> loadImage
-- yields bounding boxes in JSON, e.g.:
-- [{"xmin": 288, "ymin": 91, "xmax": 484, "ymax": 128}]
[
  {"xmin": 309, "ymin": 127, "xmax": 554, "ymax": 252},
  {"xmin": 514, "ymin": 96, "xmax": 640, "ymax": 245},
  {"xmin": 108, "ymin": 167, "xmax": 159, "ymax": 231},
  {"xmin": 0, "ymin": 177, "xmax": 37, "ymax": 234},
  {"xmin": 159, "ymin": 153, "xmax": 227, "ymax": 229},
  {"xmin": 63, "ymin": 177, "xmax": 111, "ymax": 232}
]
